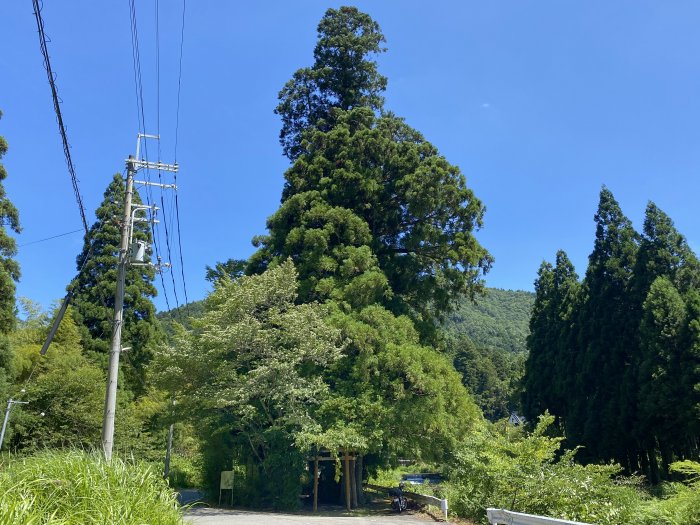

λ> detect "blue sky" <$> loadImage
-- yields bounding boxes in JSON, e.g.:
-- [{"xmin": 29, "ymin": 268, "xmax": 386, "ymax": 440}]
[{"xmin": 2, "ymin": 1, "xmax": 700, "ymax": 313}]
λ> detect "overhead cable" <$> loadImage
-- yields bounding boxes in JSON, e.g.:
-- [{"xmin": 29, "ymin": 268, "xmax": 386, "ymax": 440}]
[{"xmin": 31, "ymin": 0, "xmax": 89, "ymax": 235}]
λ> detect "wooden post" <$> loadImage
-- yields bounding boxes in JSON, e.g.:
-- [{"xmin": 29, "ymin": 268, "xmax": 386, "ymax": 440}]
[
  {"xmin": 350, "ymin": 456, "xmax": 358, "ymax": 508},
  {"xmin": 343, "ymin": 450, "xmax": 351, "ymax": 511},
  {"xmin": 313, "ymin": 456, "xmax": 319, "ymax": 512}
]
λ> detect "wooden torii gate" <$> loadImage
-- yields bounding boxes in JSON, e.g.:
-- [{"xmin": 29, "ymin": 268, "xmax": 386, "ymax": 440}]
[{"xmin": 310, "ymin": 448, "xmax": 359, "ymax": 512}]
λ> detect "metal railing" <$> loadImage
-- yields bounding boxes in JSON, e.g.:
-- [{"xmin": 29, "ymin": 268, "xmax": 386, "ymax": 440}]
[{"xmin": 487, "ymin": 508, "xmax": 594, "ymax": 525}]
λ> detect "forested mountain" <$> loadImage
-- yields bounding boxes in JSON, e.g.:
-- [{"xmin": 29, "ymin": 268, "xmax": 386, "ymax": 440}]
[{"xmin": 444, "ymin": 288, "xmax": 534, "ymax": 354}]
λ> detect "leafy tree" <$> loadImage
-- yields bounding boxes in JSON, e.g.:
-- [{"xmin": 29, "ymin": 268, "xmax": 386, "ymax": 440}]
[
  {"xmin": 0, "ymin": 111, "xmax": 21, "ymax": 334},
  {"xmin": 276, "ymin": 6, "xmax": 387, "ymax": 161},
  {"xmin": 154, "ymin": 261, "xmax": 345, "ymax": 508},
  {"xmin": 319, "ymin": 304, "xmax": 483, "ymax": 465},
  {"xmin": 69, "ymin": 174, "xmax": 160, "ymax": 391},
  {"xmin": 204, "ymin": 258, "xmax": 247, "ymax": 285},
  {"xmin": 7, "ymin": 305, "xmax": 147, "ymax": 453}
]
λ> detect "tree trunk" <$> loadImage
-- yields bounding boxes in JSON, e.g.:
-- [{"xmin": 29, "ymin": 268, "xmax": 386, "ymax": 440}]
[{"xmin": 355, "ymin": 455, "xmax": 364, "ymax": 505}]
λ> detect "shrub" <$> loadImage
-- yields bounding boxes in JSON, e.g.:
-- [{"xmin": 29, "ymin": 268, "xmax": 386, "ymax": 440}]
[
  {"xmin": 0, "ymin": 450, "xmax": 183, "ymax": 524},
  {"xmin": 444, "ymin": 414, "xmax": 642, "ymax": 524}
]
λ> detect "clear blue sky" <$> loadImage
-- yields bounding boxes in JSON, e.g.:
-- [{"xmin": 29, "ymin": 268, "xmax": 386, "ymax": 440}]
[{"xmin": 2, "ymin": 1, "xmax": 699, "ymax": 313}]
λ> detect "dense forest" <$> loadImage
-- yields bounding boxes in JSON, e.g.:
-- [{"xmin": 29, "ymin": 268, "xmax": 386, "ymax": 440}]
[
  {"xmin": 522, "ymin": 188, "xmax": 700, "ymax": 483},
  {"xmin": 0, "ymin": 6, "xmax": 700, "ymax": 525}
]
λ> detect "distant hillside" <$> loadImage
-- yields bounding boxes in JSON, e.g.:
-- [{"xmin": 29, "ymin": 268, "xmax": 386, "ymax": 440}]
[{"xmin": 444, "ymin": 288, "xmax": 534, "ymax": 354}]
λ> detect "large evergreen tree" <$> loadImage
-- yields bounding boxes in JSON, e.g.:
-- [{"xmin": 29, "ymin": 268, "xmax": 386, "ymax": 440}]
[
  {"xmin": 253, "ymin": 8, "xmax": 492, "ymax": 335},
  {"xmin": 0, "ymin": 111, "xmax": 21, "ymax": 334},
  {"xmin": 276, "ymin": 6, "xmax": 387, "ymax": 161},
  {"xmin": 571, "ymin": 188, "xmax": 638, "ymax": 466},
  {"xmin": 522, "ymin": 250, "xmax": 580, "ymax": 425},
  {"xmin": 69, "ymin": 174, "xmax": 160, "ymax": 390},
  {"xmin": 0, "ymin": 111, "xmax": 21, "ymax": 403}
]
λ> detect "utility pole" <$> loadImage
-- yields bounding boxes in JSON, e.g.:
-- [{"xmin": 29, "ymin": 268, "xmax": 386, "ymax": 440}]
[
  {"xmin": 102, "ymin": 133, "xmax": 178, "ymax": 462},
  {"xmin": 0, "ymin": 395, "xmax": 29, "ymax": 450}
]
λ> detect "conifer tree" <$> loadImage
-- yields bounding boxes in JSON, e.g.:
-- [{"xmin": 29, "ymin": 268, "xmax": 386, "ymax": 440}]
[
  {"xmin": 69, "ymin": 174, "xmax": 160, "ymax": 390},
  {"xmin": 638, "ymin": 276, "xmax": 689, "ymax": 475},
  {"xmin": 522, "ymin": 250, "xmax": 580, "ymax": 424},
  {"xmin": 570, "ymin": 188, "xmax": 638, "ymax": 466},
  {"xmin": 276, "ymin": 6, "xmax": 387, "ymax": 161},
  {"xmin": 0, "ymin": 111, "xmax": 21, "ymax": 402},
  {"xmin": 253, "ymin": 8, "xmax": 492, "ymax": 335},
  {"xmin": 0, "ymin": 111, "xmax": 21, "ymax": 334}
]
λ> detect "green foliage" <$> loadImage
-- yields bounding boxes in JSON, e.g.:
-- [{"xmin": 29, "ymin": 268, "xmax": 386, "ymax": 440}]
[
  {"xmin": 69, "ymin": 174, "xmax": 161, "ymax": 392},
  {"xmin": 521, "ymin": 188, "xmax": 700, "ymax": 481},
  {"xmin": 204, "ymin": 258, "xmax": 247, "ymax": 285},
  {"xmin": 255, "ymin": 7, "xmax": 492, "ymax": 340},
  {"xmin": 449, "ymin": 334, "xmax": 524, "ymax": 421},
  {"xmin": 253, "ymin": 105, "xmax": 492, "ymax": 337},
  {"xmin": 153, "ymin": 261, "xmax": 344, "ymax": 508},
  {"xmin": 445, "ymin": 288, "xmax": 535, "ymax": 354},
  {"xmin": 634, "ymin": 461, "xmax": 700, "ymax": 525},
  {"xmin": 0, "ymin": 111, "xmax": 21, "ymax": 334},
  {"xmin": 276, "ymin": 6, "xmax": 387, "ymax": 161},
  {"xmin": 322, "ymin": 304, "xmax": 483, "ymax": 464},
  {"xmin": 445, "ymin": 414, "xmax": 642, "ymax": 525},
  {"xmin": 0, "ymin": 450, "xmax": 182, "ymax": 524}
]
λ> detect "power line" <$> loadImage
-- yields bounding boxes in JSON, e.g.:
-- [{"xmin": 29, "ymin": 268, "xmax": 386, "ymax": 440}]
[
  {"xmin": 174, "ymin": 0, "xmax": 191, "ymax": 312},
  {"xmin": 127, "ymin": 0, "xmax": 171, "ymax": 313},
  {"xmin": 31, "ymin": 0, "xmax": 89, "ymax": 235},
  {"xmin": 18, "ymin": 228, "xmax": 83, "ymax": 247},
  {"xmin": 174, "ymin": 0, "xmax": 186, "ymax": 164}
]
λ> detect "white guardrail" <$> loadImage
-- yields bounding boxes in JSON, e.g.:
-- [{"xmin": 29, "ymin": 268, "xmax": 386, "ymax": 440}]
[
  {"xmin": 487, "ymin": 508, "xmax": 595, "ymax": 525},
  {"xmin": 364, "ymin": 484, "xmax": 448, "ymax": 521}
]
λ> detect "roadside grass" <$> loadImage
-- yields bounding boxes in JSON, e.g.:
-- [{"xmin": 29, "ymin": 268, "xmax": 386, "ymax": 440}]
[{"xmin": 0, "ymin": 449, "xmax": 183, "ymax": 524}]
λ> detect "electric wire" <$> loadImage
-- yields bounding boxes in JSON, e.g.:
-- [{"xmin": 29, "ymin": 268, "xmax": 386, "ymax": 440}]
[
  {"xmin": 31, "ymin": 0, "xmax": 89, "ymax": 235},
  {"xmin": 18, "ymin": 228, "xmax": 83, "ymax": 247},
  {"xmin": 127, "ymin": 0, "xmax": 171, "ymax": 312},
  {"xmin": 173, "ymin": 0, "xmax": 191, "ymax": 313},
  {"xmin": 154, "ymin": 0, "xmax": 181, "ymax": 312}
]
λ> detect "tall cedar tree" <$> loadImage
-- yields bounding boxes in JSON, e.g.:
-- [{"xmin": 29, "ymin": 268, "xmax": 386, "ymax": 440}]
[
  {"xmin": 522, "ymin": 250, "xmax": 580, "ymax": 424},
  {"xmin": 631, "ymin": 204, "xmax": 700, "ymax": 479},
  {"xmin": 0, "ymin": 111, "xmax": 21, "ymax": 334},
  {"xmin": 571, "ymin": 188, "xmax": 638, "ymax": 467},
  {"xmin": 252, "ymin": 8, "xmax": 492, "ymax": 336},
  {"xmin": 0, "ymin": 111, "xmax": 21, "ymax": 401},
  {"xmin": 276, "ymin": 6, "xmax": 387, "ymax": 161},
  {"xmin": 69, "ymin": 174, "xmax": 160, "ymax": 392},
  {"xmin": 522, "ymin": 191, "xmax": 700, "ymax": 480}
]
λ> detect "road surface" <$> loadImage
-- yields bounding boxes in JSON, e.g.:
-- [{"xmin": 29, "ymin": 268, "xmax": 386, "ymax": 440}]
[{"xmin": 185, "ymin": 507, "xmax": 436, "ymax": 525}]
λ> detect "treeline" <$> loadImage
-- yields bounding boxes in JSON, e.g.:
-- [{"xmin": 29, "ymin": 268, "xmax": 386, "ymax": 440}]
[{"xmin": 522, "ymin": 187, "xmax": 700, "ymax": 482}]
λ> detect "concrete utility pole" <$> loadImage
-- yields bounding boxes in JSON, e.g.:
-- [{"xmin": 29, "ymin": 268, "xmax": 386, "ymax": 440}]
[
  {"xmin": 0, "ymin": 396, "xmax": 29, "ymax": 450},
  {"xmin": 102, "ymin": 134, "xmax": 178, "ymax": 462}
]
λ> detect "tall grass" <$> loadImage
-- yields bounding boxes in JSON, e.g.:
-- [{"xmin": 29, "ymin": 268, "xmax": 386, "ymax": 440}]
[{"xmin": 0, "ymin": 450, "xmax": 183, "ymax": 524}]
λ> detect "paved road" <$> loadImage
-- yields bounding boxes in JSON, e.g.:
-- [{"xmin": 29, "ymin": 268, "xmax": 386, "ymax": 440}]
[{"xmin": 185, "ymin": 508, "xmax": 435, "ymax": 525}]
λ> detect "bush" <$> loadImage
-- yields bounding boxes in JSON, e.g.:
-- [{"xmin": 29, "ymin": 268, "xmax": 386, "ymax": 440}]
[
  {"xmin": 444, "ymin": 414, "xmax": 642, "ymax": 524},
  {"xmin": 0, "ymin": 450, "xmax": 183, "ymax": 524},
  {"xmin": 634, "ymin": 461, "xmax": 700, "ymax": 525}
]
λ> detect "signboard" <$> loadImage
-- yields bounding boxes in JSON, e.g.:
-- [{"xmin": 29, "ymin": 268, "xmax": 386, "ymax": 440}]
[
  {"xmin": 219, "ymin": 470, "xmax": 234, "ymax": 505},
  {"xmin": 220, "ymin": 470, "xmax": 234, "ymax": 490}
]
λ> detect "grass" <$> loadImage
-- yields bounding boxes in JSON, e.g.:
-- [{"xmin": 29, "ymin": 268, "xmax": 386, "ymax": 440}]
[{"xmin": 0, "ymin": 449, "xmax": 183, "ymax": 524}]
